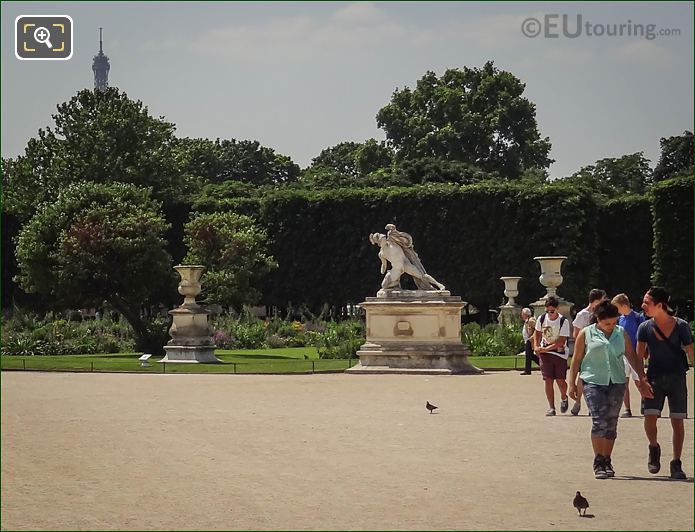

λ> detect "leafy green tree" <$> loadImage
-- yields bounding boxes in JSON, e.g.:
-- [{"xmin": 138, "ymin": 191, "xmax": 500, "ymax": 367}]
[
  {"xmin": 653, "ymin": 130, "xmax": 694, "ymax": 182},
  {"xmin": 376, "ymin": 62, "xmax": 553, "ymax": 178},
  {"xmin": 309, "ymin": 141, "xmax": 363, "ymax": 178},
  {"xmin": 565, "ymin": 152, "xmax": 652, "ymax": 198},
  {"xmin": 303, "ymin": 139, "xmax": 394, "ymax": 186},
  {"xmin": 390, "ymin": 157, "xmax": 496, "ymax": 185},
  {"xmin": 14, "ymin": 183, "xmax": 174, "ymax": 353},
  {"xmin": 183, "ymin": 212, "xmax": 277, "ymax": 309},
  {"xmin": 3, "ymin": 88, "xmax": 186, "ymax": 223},
  {"xmin": 355, "ymin": 139, "xmax": 394, "ymax": 176},
  {"xmin": 176, "ymin": 137, "xmax": 300, "ymax": 185}
]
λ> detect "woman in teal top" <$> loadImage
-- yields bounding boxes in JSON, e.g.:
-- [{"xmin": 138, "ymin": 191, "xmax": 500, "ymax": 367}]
[{"xmin": 569, "ymin": 301, "xmax": 653, "ymax": 480}]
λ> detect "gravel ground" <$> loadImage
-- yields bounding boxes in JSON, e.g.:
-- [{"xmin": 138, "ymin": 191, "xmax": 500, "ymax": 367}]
[{"xmin": 2, "ymin": 370, "xmax": 693, "ymax": 530}]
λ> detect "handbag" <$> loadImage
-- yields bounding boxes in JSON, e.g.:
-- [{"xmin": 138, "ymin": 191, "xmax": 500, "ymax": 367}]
[{"xmin": 652, "ymin": 322, "xmax": 690, "ymax": 371}]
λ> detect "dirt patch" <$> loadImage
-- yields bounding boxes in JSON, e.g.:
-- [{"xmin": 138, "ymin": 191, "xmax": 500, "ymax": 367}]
[{"xmin": 2, "ymin": 371, "xmax": 693, "ymax": 530}]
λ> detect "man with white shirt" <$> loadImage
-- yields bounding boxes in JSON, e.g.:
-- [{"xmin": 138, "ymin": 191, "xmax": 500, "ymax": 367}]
[{"xmin": 535, "ymin": 296, "xmax": 571, "ymax": 416}]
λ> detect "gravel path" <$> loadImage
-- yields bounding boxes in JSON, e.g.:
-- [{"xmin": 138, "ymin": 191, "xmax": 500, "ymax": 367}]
[{"xmin": 2, "ymin": 371, "xmax": 693, "ymax": 530}]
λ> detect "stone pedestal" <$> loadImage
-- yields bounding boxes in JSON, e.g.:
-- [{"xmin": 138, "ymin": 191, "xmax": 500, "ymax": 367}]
[
  {"xmin": 160, "ymin": 265, "xmax": 221, "ymax": 364},
  {"xmin": 346, "ymin": 290, "xmax": 482, "ymax": 375}
]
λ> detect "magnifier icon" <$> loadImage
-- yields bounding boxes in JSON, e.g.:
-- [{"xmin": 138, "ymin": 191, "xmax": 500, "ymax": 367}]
[{"xmin": 33, "ymin": 26, "xmax": 53, "ymax": 49}]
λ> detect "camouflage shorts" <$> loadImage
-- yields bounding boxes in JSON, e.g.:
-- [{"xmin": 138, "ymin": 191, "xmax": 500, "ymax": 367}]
[{"xmin": 582, "ymin": 381, "xmax": 626, "ymax": 440}]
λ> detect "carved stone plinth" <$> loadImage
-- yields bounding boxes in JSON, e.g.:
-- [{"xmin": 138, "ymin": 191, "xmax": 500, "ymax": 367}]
[{"xmin": 346, "ymin": 290, "xmax": 482, "ymax": 375}]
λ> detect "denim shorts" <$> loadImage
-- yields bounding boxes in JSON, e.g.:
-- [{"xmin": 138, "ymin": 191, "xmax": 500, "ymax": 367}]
[
  {"xmin": 643, "ymin": 372, "xmax": 688, "ymax": 419},
  {"xmin": 582, "ymin": 381, "xmax": 626, "ymax": 440}
]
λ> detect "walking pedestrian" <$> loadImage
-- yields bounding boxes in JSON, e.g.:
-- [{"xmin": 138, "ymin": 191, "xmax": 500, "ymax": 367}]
[
  {"xmin": 571, "ymin": 289, "xmax": 608, "ymax": 415},
  {"xmin": 637, "ymin": 287, "xmax": 694, "ymax": 480},
  {"xmin": 569, "ymin": 300, "xmax": 653, "ymax": 479},
  {"xmin": 534, "ymin": 296, "xmax": 571, "ymax": 416},
  {"xmin": 521, "ymin": 308, "xmax": 539, "ymax": 375},
  {"xmin": 611, "ymin": 293, "xmax": 645, "ymax": 417}
]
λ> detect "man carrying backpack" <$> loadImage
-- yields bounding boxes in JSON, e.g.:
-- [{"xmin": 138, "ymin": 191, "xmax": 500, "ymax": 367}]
[
  {"xmin": 637, "ymin": 286, "xmax": 694, "ymax": 480},
  {"xmin": 535, "ymin": 296, "xmax": 572, "ymax": 416}
]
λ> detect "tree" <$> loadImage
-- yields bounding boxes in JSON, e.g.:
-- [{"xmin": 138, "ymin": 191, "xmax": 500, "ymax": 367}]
[
  {"xmin": 182, "ymin": 212, "xmax": 277, "ymax": 309},
  {"xmin": 565, "ymin": 152, "xmax": 653, "ymax": 198},
  {"xmin": 308, "ymin": 141, "xmax": 363, "ymax": 178},
  {"xmin": 355, "ymin": 139, "xmax": 394, "ymax": 176},
  {"xmin": 176, "ymin": 137, "xmax": 300, "ymax": 186},
  {"xmin": 306, "ymin": 139, "xmax": 394, "ymax": 181},
  {"xmin": 3, "ymin": 88, "xmax": 186, "ymax": 223},
  {"xmin": 14, "ymin": 183, "xmax": 174, "ymax": 353},
  {"xmin": 390, "ymin": 157, "xmax": 496, "ymax": 185},
  {"xmin": 376, "ymin": 62, "xmax": 553, "ymax": 178},
  {"xmin": 653, "ymin": 131, "xmax": 694, "ymax": 182}
]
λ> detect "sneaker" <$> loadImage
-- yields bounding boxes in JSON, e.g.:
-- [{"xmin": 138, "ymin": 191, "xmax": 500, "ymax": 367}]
[
  {"xmin": 648, "ymin": 444, "xmax": 661, "ymax": 474},
  {"xmin": 593, "ymin": 455, "xmax": 608, "ymax": 479},
  {"xmin": 604, "ymin": 456, "xmax": 615, "ymax": 477},
  {"xmin": 620, "ymin": 410, "xmax": 633, "ymax": 418},
  {"xmin": 520, "ymin": 371, "xmax": 532, "ymax": 375},
  {"xmin": 571, "ymin": 402, "xmax": 581, "ymax": 416},
  {"xmin": 560, "ymin": 398, "xmax": 569, "ymax": 413},
  {"xmin": 670, "ymin": 460, "xmax": 687, "ymax": 480},
  {"xmin": 545, "ymin": 408, "xmax": 556, "ymax": 416}
]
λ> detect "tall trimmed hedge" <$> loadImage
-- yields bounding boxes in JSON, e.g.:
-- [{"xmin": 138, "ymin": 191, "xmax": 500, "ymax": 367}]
[
  {"xmin": 597, "ymin": 196, "xmax": 653, "ymax": 307},
  {"xmin": 207, "ymin": 182, "xmax": 599, "ymax": 314},
  {"xmin": 651, "ymin": 175, "xmax": 693, "ymax": 307}
]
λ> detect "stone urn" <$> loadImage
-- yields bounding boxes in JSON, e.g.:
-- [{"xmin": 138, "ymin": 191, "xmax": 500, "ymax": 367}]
[
  {"xmin": 534, "ymin": 256, "xmax": 567, "ymax": 298},
  {"xmin": 500, "ymin": 276, "xmax": 522, "ymax": 306},
  {"xmin": 175, "ymin": 265, "xmax": 205, "ymax": 307},
  {"xmin": 498, "ymin": 276, "xmax": 521, "ymax": 325},
  {"xmin": 530, "ymin": 257, "xmax": 574, "ymax": 352}
]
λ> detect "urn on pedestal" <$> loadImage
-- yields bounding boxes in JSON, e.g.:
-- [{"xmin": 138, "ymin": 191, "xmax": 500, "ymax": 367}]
[
  {"xmin": 498, "ymin": 276, "xmax": 521, "ymax": 325},
  {"xmin": 160, "ymin": 265, "xmax": 221, "ymax": 364},
  {"xmin": 530, "ymin": 257, "xmax": 574, "ymax": 350}
]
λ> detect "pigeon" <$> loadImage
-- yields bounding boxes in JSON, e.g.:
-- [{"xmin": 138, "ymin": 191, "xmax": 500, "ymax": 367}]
[
  {"xmin": 573, "ymin": 491, "xmax": 589, "ymax": 516},
  {"xmin": 426, "ymin": 401, "xmax": 438, "ymax": 414}
]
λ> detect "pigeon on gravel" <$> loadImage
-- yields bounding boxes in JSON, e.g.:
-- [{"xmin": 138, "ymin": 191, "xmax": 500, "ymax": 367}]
[
  {"xmin": 573, "ymin": 491, "xmax": 589, "ymax": 516},
  {"xmin": 426, "ymin": 401, "xmax": 438, "ymax": 414}
]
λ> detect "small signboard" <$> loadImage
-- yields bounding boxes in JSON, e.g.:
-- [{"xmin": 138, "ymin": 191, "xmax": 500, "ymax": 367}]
[{"xmin": 139, "ymin": 353, "xmax": 152, "ymax": 367}]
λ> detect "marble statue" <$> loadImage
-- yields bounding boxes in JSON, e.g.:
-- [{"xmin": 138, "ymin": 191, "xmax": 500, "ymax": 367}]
[{"xmin": 369, "ymin": 224, "xmax": 446, "ymax": 292}]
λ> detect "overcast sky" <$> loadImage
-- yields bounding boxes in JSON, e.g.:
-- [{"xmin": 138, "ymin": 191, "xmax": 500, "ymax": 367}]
[{"xmin": 2, "ymin": 1, "xmax": 693, "ymax": 178}]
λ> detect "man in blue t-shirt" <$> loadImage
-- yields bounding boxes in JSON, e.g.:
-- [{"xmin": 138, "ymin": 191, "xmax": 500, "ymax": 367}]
[
  {"xmin": 637, "ymin": 287, "xmax": 694, "ymax": 480},
  {"xmin": 612, "ymin": 293, "xmax": 645, "ymax": 417}
]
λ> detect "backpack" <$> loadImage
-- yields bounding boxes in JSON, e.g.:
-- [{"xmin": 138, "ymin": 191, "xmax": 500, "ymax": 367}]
[{"xmin": 539, "ymin": 313, "xmax": 567, "ymax": 329}]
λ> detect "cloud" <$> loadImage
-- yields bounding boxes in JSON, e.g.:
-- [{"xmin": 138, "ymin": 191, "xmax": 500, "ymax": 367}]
[
  {"xmin": 332, "ymin": 2, "xmax": 387, "ymax": 24},
  {"xmin": 537, "ymin": 47, "xmax": 594, "ymax": 65},
  {"xmin": 186, "ymin": 7, "xmax": 407, "ymax": 63},
  {"xmin": 610, "ymin": 40, "xmax": 675, "ymax": 66}
]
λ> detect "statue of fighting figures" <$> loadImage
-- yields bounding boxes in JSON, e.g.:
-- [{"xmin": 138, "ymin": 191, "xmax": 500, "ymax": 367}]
[{"xmin": 369, "ymin": 224, "xmax": 446, "ymax": 292}]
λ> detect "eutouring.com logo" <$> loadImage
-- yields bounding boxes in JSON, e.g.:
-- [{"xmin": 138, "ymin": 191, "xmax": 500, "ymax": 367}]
[{"xmin": 521, "ymin": 14, "xmax": 681, "ymax": 40}]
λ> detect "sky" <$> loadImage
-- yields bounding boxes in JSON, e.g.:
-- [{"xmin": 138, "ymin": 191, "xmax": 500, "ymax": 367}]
[{"xmin": 2, "ymin": 1, "xmax": 693, "ymax": 178}]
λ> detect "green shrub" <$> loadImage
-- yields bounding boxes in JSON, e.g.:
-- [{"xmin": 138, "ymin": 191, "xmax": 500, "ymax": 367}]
[
  {"xmin": 1, "ymin": 311, "xmax": 136, "ymax": 355},
  {"xmin": 314, "ymin": 320, "xmax": 365, "ymax": 359},
  {"xmin": 651, "ymin": 174, "xmax": 693, "ymax": 308},
  {"xmin": 207, "ymin": 182, "xmax": 598, "ymax": 314},
  {"xmin": 461, "ymin": 322, "xmax": 523, "ymax": 356}
]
